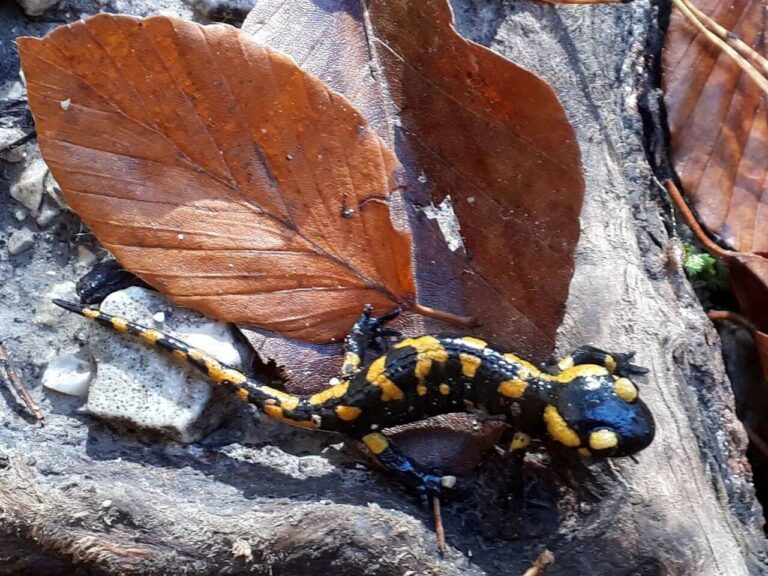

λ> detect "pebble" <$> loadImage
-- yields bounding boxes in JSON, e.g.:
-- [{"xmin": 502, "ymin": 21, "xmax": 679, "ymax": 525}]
[
  {"xmin": 36, "ymin": 197, "xmax": 61, "ymax": 228},
  {"xmin": 10, "ymin": 158, "xmax": 47, "ymax": 215},
  {"xmin": 42, "ymin": 351, "xmax": 93, "ymax": 397},
  {"xmin": 16, "ymin": 0, "xmax": 60, "ymax": 16},
  {"xmin": 7, "ymin": 228, "xmax": 34, "ymax": 256},
  {"xmin": 77, "ymin": 246, "xmax": 97, "ymax": 267}
]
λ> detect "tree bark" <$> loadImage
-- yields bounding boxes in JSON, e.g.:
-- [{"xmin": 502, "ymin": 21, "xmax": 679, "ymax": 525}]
[{"xmin": 0, "ymin": 1, "xmax": 765, "ymax": 575}]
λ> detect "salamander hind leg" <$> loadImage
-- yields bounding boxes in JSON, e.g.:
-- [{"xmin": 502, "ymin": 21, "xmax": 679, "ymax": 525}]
[
  {"xmin": 360, "ymin": 432, "xmax": 462, "ymax": 503},
  {"xmin": 339, "ymin": 305, "xmax": 402, "ymax": 378},
  {"xmin": 557, "ymin": 345, "xmax": 649, "ymax": 377}
]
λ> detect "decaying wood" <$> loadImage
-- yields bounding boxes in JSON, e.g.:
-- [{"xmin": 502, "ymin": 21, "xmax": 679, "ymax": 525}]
[{"xmin": 0, "ymin": 1, "xmax": 765, "ymax": 575}]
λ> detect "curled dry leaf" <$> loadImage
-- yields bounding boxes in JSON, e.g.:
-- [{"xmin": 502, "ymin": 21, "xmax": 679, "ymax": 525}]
[
  {"xmin": 244, "ymin": 0, "xmax": 584, "ymax": 359},
  {"xmin": 18, "ymin": 14, "xmax": 415, "ymax": 343},
  {"xmin": 664, "ymin": 0, "xmax": 768, "ymax": 254}
]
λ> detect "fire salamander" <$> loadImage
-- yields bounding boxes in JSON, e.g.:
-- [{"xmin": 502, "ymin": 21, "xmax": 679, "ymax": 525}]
[{"xmin": 53, "ymin": 300, "xmax": 655, "ymax": 497}]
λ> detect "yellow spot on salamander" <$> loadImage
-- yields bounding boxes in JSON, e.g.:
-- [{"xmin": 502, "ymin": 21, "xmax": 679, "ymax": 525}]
[
  {"xmin": 172, "ymin": 349, "xmax": 187, "ymax": 362},
  {"xmin": 498, "ymin": 378, "xmax": 528, "ymax": 399},
  {"xmin": 395, "ymin": 337, "xmax": 449, "ymax": 388},
  {"xmin": 509, "ymin": 432, "xmax": 530, "ymax": 452},
  {"xmin": 614, "ymin": 377, "xmax": 638, "ymax": 403},
  {"xmin": 589, "ymin": 429, "xmax": 619, "ymax": 451},
  {"xmin": 111, "ymin": 317, "xmax": 128, "ymax": 332},
  {"xmin": 335, "ymin": 405, "xmax": 362, "ymax": 421},
  {"xmin": 366, "ymin": 356, "xmax": 404, "ymax": 401},
  {"xmin": 341, "ymin": 352, "xmax": 361, "ymax": 374},
  {"xmin": 362, "ymin": 432, "xmax": 389, "ymax": 455},
  {"xmin": 417, "ymin": 384, "xmax": 428, "ymax": 396},
  {"xmin": 459, "ymin": 337, "xmax": 487, "ymax": 350},
  {"xmin": 438, "ymin": 383, "xmax": 450, "ymax": 395},
  {"xmin": 503, "ymin": 353, "xmax": 540, "ymax": 378},
  {"xmin": 83, "ymin": 308, "xmax": 100, "ymax": 319},
  {"xmin": 459, "ymin": 353, "xmax": 482, "ymax": 378},
  {"xmin": 140, "ymin": 329, "xmax": 163, "ymax": 344},
  {"xmin": 605, "ymin": 355, "xmax": 617, "ymax": 373},
  {"xmin": 543, "ymin": 405, "xmax": 581, "ymax": 447},
  {"xmin": 309, "ymin": 381, "xmax": 349, "ymax": 405},
  {"xmin": 236, "ymin": 388, "xmax": 249, "ymax": 402},
  {"xmin": 263, "ymin": 403, "xmax": 317, "ymax": 429},
  {"xmin": 550, "ymin": 365, "xmax": 609, "ymax": 383},
  {"xmin": 557, "ymin": 355, "xmax": 574, "ymax": 371}
]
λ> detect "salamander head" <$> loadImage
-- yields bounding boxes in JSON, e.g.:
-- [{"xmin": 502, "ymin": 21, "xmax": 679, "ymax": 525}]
[{"xmin": 543, "ymin": 368, "xmax": 654, "ymax": 458}]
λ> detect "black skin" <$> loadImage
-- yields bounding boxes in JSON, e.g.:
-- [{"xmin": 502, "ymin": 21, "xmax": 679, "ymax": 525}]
[{"xmin": 54, "ymin": 288, "xmax": 656, "ymax": 502}]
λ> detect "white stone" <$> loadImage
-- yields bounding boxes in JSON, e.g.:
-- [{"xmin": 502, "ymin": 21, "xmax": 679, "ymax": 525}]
[
  {"xmin": 42, "ymin": 351, "xmax": 93, "ymax": 397},
  {"xmin": 16, "ymin": 0, "xmax": 60, "ymax": 16},
  {"xmin": 10, "ymin": 158, "xmax": 47, "ymax": 214},
  {"xmin": 36, "ymin": 197, "xmax": 61, "ymax": 227},
  {"xmin": 82, "ymin": 287, "xmax": 246, "ymax": 442}
]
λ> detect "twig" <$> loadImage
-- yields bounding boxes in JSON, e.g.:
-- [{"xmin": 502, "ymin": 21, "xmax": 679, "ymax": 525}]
[
  {"xmin": 0, "ymin": 344, "xmax": 45, "ymax": 422},
  {"xmin": 432, "ymin": 495, "xmax": 447, "ymax": 554},
  {"xmin": 707, "ymin": 310, "xmax": 757, "ymax": 334},
  {"xmin": 671, "ymin": 0, "xmax": 768, "ymax": 96},
  {"xmin": 664, "ymin": 180, "xmax": 733, "ymax": 260},
  {"xmin": 521, "ymin": 549, "xmax": 555, "ymax": 576}
]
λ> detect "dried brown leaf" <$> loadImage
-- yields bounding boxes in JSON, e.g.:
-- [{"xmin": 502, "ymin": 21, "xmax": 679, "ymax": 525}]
[
  {"xmin": 244, "ymin": 0, "xmax": 584, "ymax": 359},
  {"xmin": 664, "ymin": 0, "xmax": 768, "ymax": 254},
  {"xmin": 18, "ymin": 14, "xmax": 415, "ymax": 343}
]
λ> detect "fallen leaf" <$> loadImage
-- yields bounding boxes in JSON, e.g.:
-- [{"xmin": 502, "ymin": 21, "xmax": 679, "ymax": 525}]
[
  {"xmin": 244, "ymin": 0, "xmax": 584, "ymax": 360},
  {"xmin": 663, "ymin": 0, "xmax": 768, "ymax": 254},
  {"xmin": 18, "ymin": 14, "xmax": 415, "ymax": 343}
]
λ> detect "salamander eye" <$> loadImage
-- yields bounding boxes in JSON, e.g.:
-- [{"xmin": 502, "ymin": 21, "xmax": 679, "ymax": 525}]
[
  {"xmin": 588, "ymin": 428, "xmax": 619, "ymax": 456},
  {"xmin": 614, "ymin": 377, "xmax": 638, "ymax": 403}
]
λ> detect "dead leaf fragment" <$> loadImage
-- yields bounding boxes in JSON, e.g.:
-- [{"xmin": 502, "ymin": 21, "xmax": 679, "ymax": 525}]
[
  {"xmin": 19, "ymin": 14, "xmax": 415, "ymax": 343},
  {"xmin": 244, "ymin": 0, "xmax": 584, "ymax": 359},
  {"xmin": 664, "ymin": 0, "xmax": 768, "ymax": 254}
]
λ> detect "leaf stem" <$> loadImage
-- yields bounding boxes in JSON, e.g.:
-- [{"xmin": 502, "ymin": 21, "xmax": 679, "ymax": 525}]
[
  {"xmin": 664, "ymin": 180, "xmax": 733, "ymax": 261},
  {"xmin": 412, "ymin": 303, "xmax": 476, "ymax": 327}
]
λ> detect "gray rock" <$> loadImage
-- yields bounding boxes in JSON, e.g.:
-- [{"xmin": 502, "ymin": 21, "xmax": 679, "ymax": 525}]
[
  {"xmin": 10, "ymin": 157, "xmax": 47, "ymax": 215},
  {"xmin": 34, "ymin": 281, "xmax": 78, "ymax": 327},
  {"xmin": 7, "ymin": 228, "xmax": 34, "ymax": 256},
  {"xmin": 82, "ymin": 287, "xmax": 246, "ymax": 443},
  {"xmin": 16, "ymin": 0, "xmax": 60, "ymax": 16},
  {"xmin": 0, "ymin": 126, "xmax": 25, "ymax": 152}
]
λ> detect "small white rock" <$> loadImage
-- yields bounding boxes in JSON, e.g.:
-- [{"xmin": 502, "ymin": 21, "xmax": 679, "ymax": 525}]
[
  {"xmin": 10, "ymin": 158, "xmax": 47, "ymax": 214},
  {"xmin": 77, "ymin": 246, "xmax": 97, "ymax": 267},
  {"xmin": 152, "ymin": 311, "xmax": 166, "ymax": 323},
  {"xmin": 60, "ymin": 98, "xmax": 71, "ymax": 111},
  {"xmin": 36, "ymin": 197, "xmax": 61, "ymax": 228},
  {"xmin": 16, "ymin": 0, "xmax": 60, "ymax": 16},
  {"xmin": 7, "ymin": 228, "xmax": 34, "ymax": 256},
  {"xmin": 41, "ymin": 351, "xmax": 93, "ymax": 397},
  {"xmin": 12, "ymin": 207, "xmax": 27, "ymax": 222}
]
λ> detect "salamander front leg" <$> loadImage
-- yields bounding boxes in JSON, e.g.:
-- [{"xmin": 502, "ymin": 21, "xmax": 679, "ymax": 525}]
[
  {"xmin": 557, "ymin": 345, "xmax": 649, "ymax": 377},
  {"xmin": 360, "ymin": 432, "xmax": 455, "ymax": 502},
  {"xmin": 339, "ymin": 305, "xmax": 401, "ymax": 378}
]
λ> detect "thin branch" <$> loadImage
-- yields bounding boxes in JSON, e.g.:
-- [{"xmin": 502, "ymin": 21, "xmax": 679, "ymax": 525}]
[
  {"xmin": 521, "ymin": 549, "xmax": 555, "ymax": 576},
  {"xmin": 707, "ymin": 310, "xmax": 757, "ymax": 334},
  {"xmin": 0, "ymin": 344, "xmax": 45, "ymax": 423},
  {"xmin": 664, "ymin": 180, "xmax": 734, "ymax": 260},
  {"xmin": 432, "ymin": 495, "xmax": 447, "ymax": 554}
]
